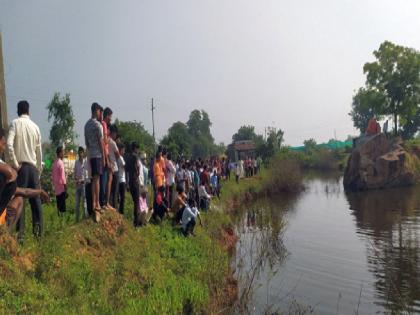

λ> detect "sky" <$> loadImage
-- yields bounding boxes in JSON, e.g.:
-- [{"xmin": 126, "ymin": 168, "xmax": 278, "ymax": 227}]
[{"xmin": 0, "ymin": 0, "xmax": 420, "ymax": 147}]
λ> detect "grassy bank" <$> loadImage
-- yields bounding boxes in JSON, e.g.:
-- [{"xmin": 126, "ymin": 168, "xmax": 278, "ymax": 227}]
[
  {"xmin": 0, "ymin": 187, "xmax": 235, "ymax": 315},
  {"xmin": 0, "ymin": 154, "xmax": 309, "ymax": 315}
]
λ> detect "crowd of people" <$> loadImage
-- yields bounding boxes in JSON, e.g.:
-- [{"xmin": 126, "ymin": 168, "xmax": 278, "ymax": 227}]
[{"xmin": 0, "ymin": 101, "xmax": 262, "ymax": 242}]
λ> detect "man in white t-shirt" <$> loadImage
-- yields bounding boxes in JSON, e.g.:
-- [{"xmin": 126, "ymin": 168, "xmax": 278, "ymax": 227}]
[
  {"xmin": 165, "ymin": 153, "xmax": 176, "ymax": 207},
  {"xmin": 181, "ymin": 200, "xmax": 202, "ymax": 236},
  {"xmin": 117, "ymin": 143, "xmax": 126, "ymax": 214},
  {"xmin": 7, "ymin": 101, "xmax": 43, "ymax": 240},
  {"xmin": 108, "ymin": 125, "xmax": 120, "ymax": 210}
]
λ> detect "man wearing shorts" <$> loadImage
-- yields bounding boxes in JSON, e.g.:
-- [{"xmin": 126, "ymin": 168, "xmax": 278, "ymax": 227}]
[{"xmin": 84, "ymin": 103, "xmax": 104, "ymax": 222}]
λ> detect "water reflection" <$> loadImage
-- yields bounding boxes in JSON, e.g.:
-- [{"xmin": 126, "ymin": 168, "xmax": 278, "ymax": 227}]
[
  {"xmin": 235, "ymin": 175, "xmax": 420, "ymax": 314},
  {"xmin": 346, "ymin": 187, "xmax": 420, "ymax": 313},
  {"xmin": 235, "ymin": 194, "xmax": 300, "ymax": 314}
]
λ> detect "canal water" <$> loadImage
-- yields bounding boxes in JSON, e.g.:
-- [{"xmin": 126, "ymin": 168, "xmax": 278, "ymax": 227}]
[{"xmin": 235, "ymin": 175, "xmax": 420, "ymax": 314}]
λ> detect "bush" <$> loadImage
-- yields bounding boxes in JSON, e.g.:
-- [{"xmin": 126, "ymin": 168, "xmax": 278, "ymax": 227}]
[{"xmin": 263, "ymin": 155, "xmax": 304, "ymax": 194}]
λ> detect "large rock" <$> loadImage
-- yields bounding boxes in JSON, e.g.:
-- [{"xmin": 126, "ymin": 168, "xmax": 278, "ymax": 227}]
[{"xmin": 344, "ymin": 134, "xmax": 419, "ymax": 191}]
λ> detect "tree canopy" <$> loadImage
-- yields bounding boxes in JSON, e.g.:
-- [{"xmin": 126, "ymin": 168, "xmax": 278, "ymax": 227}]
[
  {"xmin": 303, "ymin": 138, "xmax": 317, "ymax": 154},
  {"xmin": 46, "ymin": 92, "xmax": 76, "ymax": 150},
  {"xmin": 350, "ymin": 41, "xmax": 420, "ymax": 138},
  {"xmin": 115, "ymin": 120, "xmax": 155, "ymax": 156},
  {"xmin": 160, "ymin": 122, "xmax": 192, "ymax": 158},
  {"xmin": 160, "ymin": 110, "xmax": 220, "ymax": 159},
  {"xmin": 232, "ymin": 125, "xmax": 257, "ymax": 142}
]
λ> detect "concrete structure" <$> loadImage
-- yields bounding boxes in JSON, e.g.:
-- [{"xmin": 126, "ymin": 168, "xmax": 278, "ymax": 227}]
[{"xmin": 0, "ymin": 32, "xmax": 7, "ymax": 131}]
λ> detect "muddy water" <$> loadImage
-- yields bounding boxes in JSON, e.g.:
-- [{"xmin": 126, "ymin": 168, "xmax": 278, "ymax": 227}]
[{"xmin": 235, "ymin": 175, "xmax": 420, "ymax": 314}]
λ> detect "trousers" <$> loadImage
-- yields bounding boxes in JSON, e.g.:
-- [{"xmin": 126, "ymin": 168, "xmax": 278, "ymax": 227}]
[{"xmin": 16, "ymin": 163, "xmax": 43, "ymax": 240}]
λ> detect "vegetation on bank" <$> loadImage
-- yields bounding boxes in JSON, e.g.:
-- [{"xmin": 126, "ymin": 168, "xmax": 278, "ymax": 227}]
[
  {"xmin": 0, "ymin": 153, "xmax": 312, "ymax": 315},
  {"xmin": 0, "ymin": 184, "xmax": 235, "ymax": 315}
]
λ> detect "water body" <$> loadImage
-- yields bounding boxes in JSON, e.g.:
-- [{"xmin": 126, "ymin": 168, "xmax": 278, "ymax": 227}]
[{"xmin": 234, "ymin": 175, "xmax": 420, "ymax": 314}]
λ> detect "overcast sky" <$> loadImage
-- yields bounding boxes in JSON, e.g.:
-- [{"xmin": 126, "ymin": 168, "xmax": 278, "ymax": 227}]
[{"xmin": 1, "ymin": 0, "xmax": 420, "ymax": 146}]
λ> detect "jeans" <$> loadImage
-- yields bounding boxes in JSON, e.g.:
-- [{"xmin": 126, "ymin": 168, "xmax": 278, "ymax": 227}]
[
  {"xmin": 99, "ymin": 167, "xmax": 109, "ymax": 207},
  {"xmin": 16, "ymin": 163, "xmax": 43, "ymax": 240},
  {"xmin": 85, "ymin": 182, "xmax": 93, "ymax": 217},
  {"xmin": 75, "ymin": 183, "xmax": 86, "ymax": 222},
  {"xmin": 56, "ymin": 192, "xmax": 66, "ymax": 213},
  {"xmin": 110, "ymin": 172, "xmax": 119, "ymax": 209},
  {"xmin": 129, "ymin": 180, "xmax": 140, "ymax": 227},
  {"xmin": 118, "ymin": 182, "xmax": 126, "ymax": 214},
  {"xmin": 166, "ymin": 184, "xmax": 174, "ymax": 208},
  {"xmin": 183, "ymin": 217, "xmax": 196, "ymax": 236}
]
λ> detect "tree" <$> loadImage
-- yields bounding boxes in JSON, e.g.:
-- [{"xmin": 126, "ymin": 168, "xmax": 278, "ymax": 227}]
[
  {"xmin": 267, "ymin": 129, "xmax": 284, "ymax": 149},
  {"xmin": 351, "ymin": 41, "xmax": 420, "ymax": 138},
  {"xmin": 46, "ymin": 92, "xmax": 76, "ymax": 150},
  {"xmin": 186, "ymin": 110, "xmax": 216, "ymax": 158},
  {"xmin": 303, "ymin": 138, "xmax": 317, "ymax": 153},
  {"xmin": 160, "ymin": 122, "xmax": 192, "ymax": 159},
  {"xmin": 187, "ymin": 110, "xmax": 213, "ymax": 140},
  {"xmin": 115, "ymin": 120, "xmax": 154, "ymax": 156},
  {"xmin": 232, "ymin": 125, "xmax": 257, "ymax": 142},
  {"xmin": 260, "ymin": 129, "xmax": 284, "ymax": 160},
  {"xmin": 350, "ymin": 88, "xmax": 385, "ymax": 134}
]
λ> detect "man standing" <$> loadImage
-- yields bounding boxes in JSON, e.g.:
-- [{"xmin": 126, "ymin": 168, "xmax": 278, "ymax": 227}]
[
  {"xmin": 7, "ymin": 100, "xmax": 43, "ymax": 240},
  {"xmin": 100, "ymin": 107, "xmax": 113, "ymax": 210},
  {"xmin": 51, "ymin": 146, "xmax": 67, "ymax": 216},
  {"xmin": 84, "ymin": 103, "xmax": 104, "ymax": 222},
  {"xmin": 0, "ymin": 127, "xmax": 50, "ymax": 233},
  {"xmin": 126, "ymin": 142, "xmax": 141, "ymax": 227},
  {"xmin": 74, "ymin": 146, "xmax": 86, "ymax": 222}
]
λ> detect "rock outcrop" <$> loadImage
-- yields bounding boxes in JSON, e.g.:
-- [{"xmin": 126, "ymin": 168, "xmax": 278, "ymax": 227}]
[{"xmin": 344, "ymin": 134, "xmax": 419, "ymax": 191}]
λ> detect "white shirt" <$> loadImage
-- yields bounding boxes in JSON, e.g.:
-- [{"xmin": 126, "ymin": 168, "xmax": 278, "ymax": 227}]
[
  {"xmin": 198, "ymin": 185, "xmax": 211, "ymax": 199},
  {"xmin": 117, "ymin": 156, "xmax": 126, "ymax": 183},
  {"xmin": 74, "ymin": 158, "xmax": 86, "ymax": 184},
  {"xmin": 83, "ymin": 159, "xmax": 91, "ymax": 184},
  {"xmin": 108, "ymin": 139, "xmax": 119, "ymax": 173},
  {"xmin": 138, "ymin": 158, "xmax": 144, "ymax": 187},
  {"xmin": 182, "ymin": 206, "xmax": 199, "ymax": 230},
  {"xmin": 165, "ymin": 160, "xmax": 176, "ymax": 186},
  {"xmin": 7, "ymin": 115, "xmax": 42, "ymax": 172}
]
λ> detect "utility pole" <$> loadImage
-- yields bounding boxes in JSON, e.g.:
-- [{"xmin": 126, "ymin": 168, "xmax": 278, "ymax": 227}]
[
  {"xmin": 151, "ymin": 97, "xmax": 156, "ymax": 151},
  {"xmin": 0, "ymin": 32, "xmax": 7, "ymax": 132}
]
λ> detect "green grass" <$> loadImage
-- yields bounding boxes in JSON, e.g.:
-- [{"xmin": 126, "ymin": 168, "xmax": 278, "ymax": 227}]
[{"xmin": 0, "ymin": 183, "xmax": 233, "ymax": 315}]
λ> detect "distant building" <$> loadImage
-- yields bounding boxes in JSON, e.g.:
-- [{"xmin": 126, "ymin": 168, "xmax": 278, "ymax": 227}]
[
  {"xmin": 63, "ymin": 151, "xmax": 77, "ymax": 175},
  {"xmin": 227, "ymin": 140, "xmax": 256, "ymax": 161}
]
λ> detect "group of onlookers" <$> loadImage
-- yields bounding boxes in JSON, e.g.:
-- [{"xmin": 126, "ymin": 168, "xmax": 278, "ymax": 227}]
[
  {"xmin": 234, "ymin": 157, "xmax": 262, "ymax": 183},
  {"xmin": 55, "ymin": 102, "xmax": 229, "ymax": 236},
  {"xmin": 0, "ymin": 100, "xmax": 262, "ymax": 242}
]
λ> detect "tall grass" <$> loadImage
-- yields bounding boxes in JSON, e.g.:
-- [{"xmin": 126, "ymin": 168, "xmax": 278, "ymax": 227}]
[{"xmin": 262, "ymin": 156, "xmax": 304, "ymax": 194}]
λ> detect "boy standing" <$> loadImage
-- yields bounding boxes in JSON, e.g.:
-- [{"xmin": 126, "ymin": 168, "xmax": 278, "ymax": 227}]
[
  {"xmin": 108, "ymin": 125, "xmax": 119, "ymax": 210},
  {"xmin": 52, "ymin": 146, "xmax": 67, "ymax": 216},
  {"xmin": 84, "ymin": 103, "xmax": 104, "ymax": 222},
  {"xmin": 74, "ymin": 146, "xmax": 86, "ymax": 222},
  {"xmin": 126, "ymin": 142, "xmax": 141, "ymax": 226},
  {"xmin": 117, "ymin": 143, "xmax": 126, "ymax": 214}
]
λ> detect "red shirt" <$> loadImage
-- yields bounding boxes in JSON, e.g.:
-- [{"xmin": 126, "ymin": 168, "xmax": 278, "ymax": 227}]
[{"xmin": 102, "ymin": 121, "xmax": 109, "ymax": 156}]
